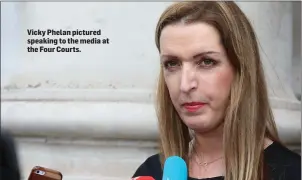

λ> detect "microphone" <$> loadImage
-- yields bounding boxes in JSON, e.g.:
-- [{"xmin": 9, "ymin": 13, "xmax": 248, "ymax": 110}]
[
  {"xmin": 162, "ymin": 156, "xmax": 187, "ymax": 180},
  {"xmin": 132, "ymin": 176, "xmax": 155, "ymax": 180}
]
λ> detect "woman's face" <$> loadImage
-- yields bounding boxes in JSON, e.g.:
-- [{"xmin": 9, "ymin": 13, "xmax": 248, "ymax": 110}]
[{"xmin": 159, "ymin": 22, "xmax": 234, "ymax": 133}]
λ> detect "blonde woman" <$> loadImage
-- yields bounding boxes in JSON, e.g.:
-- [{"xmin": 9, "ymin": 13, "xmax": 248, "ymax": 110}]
[{"xmin": 132, "ymin": 1, "xmax": 300, "ymax": 180}]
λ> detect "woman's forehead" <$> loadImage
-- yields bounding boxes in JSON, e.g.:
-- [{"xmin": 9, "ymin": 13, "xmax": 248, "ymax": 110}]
[{"xmin": 159, "ymin": 22, "xmax": 225, "ymax": 59}]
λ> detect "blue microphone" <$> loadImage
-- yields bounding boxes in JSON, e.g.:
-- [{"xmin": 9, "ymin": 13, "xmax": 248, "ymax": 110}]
[{"xmin": 162, "ymin": 156, "xmax": 188, "ymax": 180}]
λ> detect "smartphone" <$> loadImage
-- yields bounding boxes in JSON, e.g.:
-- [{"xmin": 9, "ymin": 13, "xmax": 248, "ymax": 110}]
[{"xmin": 28, "ymin": 166, "xmax": 63, "ymax": 180}]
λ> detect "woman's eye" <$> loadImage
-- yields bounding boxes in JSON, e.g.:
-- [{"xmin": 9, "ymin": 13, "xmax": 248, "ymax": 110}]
[
  {"xmin": 164, "ymin": 60, "xmax": 180, "ymax": 69},
  {"xmin": 198, "ymin": 58, "xmax": 217, "ymax": 67}
]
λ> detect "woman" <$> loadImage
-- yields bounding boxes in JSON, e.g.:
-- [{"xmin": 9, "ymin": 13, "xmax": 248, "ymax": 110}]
[{"xmin": 132, "ymin": 1, "xmax": 300, "ymax": 180}]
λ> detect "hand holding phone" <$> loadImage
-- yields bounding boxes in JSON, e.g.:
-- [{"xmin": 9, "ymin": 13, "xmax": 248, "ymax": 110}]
[{"xmin": 28, "ymin": 166, "xmax": 62, "ymax": 180}]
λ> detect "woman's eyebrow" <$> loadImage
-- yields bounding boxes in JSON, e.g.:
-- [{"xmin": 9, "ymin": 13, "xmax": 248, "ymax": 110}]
[
  {"xmin": 192, "ymin": 51, "xmax": 220, "ymax": 58},
  {"xmin": 160, "ymin": 54, "xmax": 177, "ymax": 61},
  {"xmin": 160, "ymin": 51, "xmax": 220, "ymax": 61}
]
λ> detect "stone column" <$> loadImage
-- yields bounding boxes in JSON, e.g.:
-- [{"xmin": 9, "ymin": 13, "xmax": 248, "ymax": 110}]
[
  {"xmin": 291, "ymin": 2, "xmax": 301, "ymax": 100},
  {"xmin": 1, "ymin": 2, "xmax": 22, "ymax": 88},
  {"xmin": 239, "ymin": 2, "xmax": 299, "ymax": 102},
  {"xmin": 1, "ymin": 2, "xmax": 170, "ymax": 180},
  {"xmin": 238, "ymin": 2, "xmax": 301, "ymax": 151}
]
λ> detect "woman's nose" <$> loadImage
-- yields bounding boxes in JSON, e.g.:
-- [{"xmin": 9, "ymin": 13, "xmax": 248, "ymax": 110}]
[{"xmin": 179, "ymin": 66, "xmax": 197, "ymax": 93}]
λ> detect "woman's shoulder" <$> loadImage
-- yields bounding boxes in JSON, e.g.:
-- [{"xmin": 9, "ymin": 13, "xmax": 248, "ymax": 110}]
[
  {"xmin": 132, "ymin": 154, "xmax": 163, "ymax": 180},
  {"xmin": 264, "ymin": 142, "xmax": 301, "ymax": 180}
]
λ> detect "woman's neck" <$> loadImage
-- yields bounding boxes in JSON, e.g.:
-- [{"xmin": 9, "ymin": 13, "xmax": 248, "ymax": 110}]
[
  {"xmin": 193, "ymin": 125, "xmax": 224, "ymax": 160},
  {"xmin": 188, "ymin": 125, "xmax": 225, "ymax": 179}
]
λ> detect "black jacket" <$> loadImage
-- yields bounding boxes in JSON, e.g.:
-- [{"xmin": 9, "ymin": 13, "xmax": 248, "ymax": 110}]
[{"xmin": 1, "ymin": 130, "xmax": 21, "ymax": 180}]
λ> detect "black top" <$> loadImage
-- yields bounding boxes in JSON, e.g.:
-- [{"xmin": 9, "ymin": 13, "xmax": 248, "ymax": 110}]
[{"xmin": 132, "ymin": 142, "xmax": 301, "ymax": 180}]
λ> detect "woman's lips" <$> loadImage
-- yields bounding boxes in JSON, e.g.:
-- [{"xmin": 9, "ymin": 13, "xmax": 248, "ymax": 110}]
[{"xmin": 182, "ymin": 102, "xmax": 206, "ymax": 112}]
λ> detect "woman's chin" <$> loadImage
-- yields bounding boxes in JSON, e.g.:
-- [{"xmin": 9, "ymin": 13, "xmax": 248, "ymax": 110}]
[{"xmin": 181, "ymin": 115, "xmax": 222, "ymax": 134}]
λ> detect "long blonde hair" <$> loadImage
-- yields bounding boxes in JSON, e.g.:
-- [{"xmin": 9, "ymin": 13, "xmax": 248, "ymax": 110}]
[{"xmin": 154, "ymin": 2, "xmax": 280, "ymax": 180}]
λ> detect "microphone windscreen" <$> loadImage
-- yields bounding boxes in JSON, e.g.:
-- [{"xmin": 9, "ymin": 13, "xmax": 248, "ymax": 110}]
[
  {"xmin": 132, "ymin": 176, "xmax": 155, "ymax": 180},
  {"xmin": 162, "ymin": 156, "xmax": 187, "ymax": 180}
]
